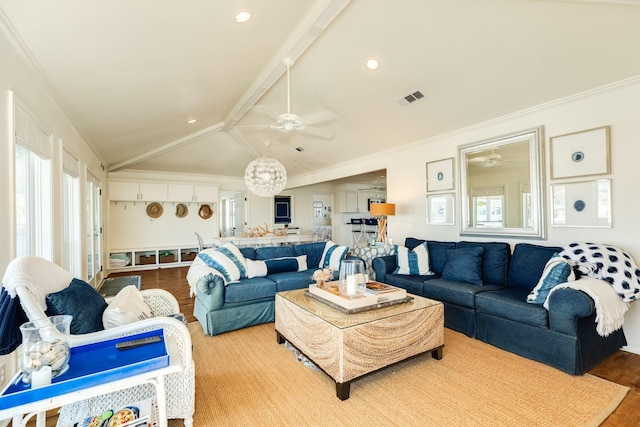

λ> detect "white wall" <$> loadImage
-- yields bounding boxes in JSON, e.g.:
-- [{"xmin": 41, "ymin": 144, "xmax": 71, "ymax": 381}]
[
  {"xmin": 365, "ymin": 77, "xmax": 640, "ymax": 353},
  {"xmin": 0, "ymin": 27, "xmax": 105, "ymax": 386}
]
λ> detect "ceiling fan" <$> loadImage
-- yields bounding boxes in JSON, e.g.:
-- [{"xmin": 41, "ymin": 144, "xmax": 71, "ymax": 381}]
[
  {"xmin": 235, "ymin": 57, "xmax": 336, "ymax": 139},
  {"xmin": 468, "ymin": 150, "xmax": 504, "ymax": 167}
]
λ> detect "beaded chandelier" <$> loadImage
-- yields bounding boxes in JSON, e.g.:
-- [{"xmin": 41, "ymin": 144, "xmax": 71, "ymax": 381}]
[{"xmin": 244, "ymin": 157, "xmax": 287, "ymax": 197}]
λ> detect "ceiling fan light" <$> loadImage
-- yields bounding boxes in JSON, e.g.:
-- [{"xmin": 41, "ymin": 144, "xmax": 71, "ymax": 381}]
[{"xmin": 244, "ymin": 157, "xmax": 287, "ymax": 197}]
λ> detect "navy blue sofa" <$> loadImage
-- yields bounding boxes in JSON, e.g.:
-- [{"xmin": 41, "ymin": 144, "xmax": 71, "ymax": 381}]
[
  {"xmin": 192, "ymin": 242, "xmax": 360, "ymax": 336},
  {"xmin": 372, "ymin": 238, "xmax": 627, "ymax": 374}
]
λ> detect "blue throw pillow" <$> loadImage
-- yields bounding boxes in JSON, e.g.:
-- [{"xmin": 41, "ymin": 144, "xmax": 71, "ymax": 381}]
[
  {"xmin": 527, "ymin": 254, "xmax": 576, "ymax": 305},
  {"xmin": 394, "ymin": 243, "xmax": 432, "ymax": 275},
  {"xmin": 265, "ymin": 256, "xmax": 308, "ymax": 274},
  {"xmin": 441, "ymin": 246, "xmax": 484, "ymax": 286},
  {"xmin": 46, "ymin": 278, "xmax": 108, "ymax": 334}
]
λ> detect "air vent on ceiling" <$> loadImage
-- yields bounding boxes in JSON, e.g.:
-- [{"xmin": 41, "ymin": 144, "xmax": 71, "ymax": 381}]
[
  {"xmin": 295, "ymin": 146, "xmax": 304, "ymax": 152},
  {"xmin": 398, "ymin": 90, "xmax": 425, "ymax": 106}
]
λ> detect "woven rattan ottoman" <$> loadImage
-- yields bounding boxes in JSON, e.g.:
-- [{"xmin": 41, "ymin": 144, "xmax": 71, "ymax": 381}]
[{"xmin": 275, "ymin": 289, "xmax": 444, "ymax": 400}]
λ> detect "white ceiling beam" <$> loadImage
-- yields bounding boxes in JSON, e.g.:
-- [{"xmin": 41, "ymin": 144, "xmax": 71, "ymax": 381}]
[
  {"xmin": 107, "ymin": 122, "xmax": 225, "ymax": 172},
  {"xmin": 222, "ymin": 0, "xmax": 352, "ymax": 134}
]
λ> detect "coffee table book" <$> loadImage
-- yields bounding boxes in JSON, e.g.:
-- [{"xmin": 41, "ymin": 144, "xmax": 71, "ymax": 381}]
[{"xmin": 307, "ymin": 282, "xmax": 409, "ymax": 313}]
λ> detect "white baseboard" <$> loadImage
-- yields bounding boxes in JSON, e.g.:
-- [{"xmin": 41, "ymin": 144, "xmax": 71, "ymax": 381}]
[{"xmin": 621, "ymin": 343, "xmax": 640, "ymax": 355}]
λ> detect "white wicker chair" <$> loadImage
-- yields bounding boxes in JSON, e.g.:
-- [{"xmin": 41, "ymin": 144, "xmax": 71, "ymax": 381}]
[{"xmin": 4, "ymin": 256, "xmax": 195, "ymax": 427}]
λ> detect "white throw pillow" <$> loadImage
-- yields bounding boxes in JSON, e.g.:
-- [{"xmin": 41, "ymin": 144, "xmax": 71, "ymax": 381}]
[
  {"xmin": 318, "ymin": 241, "xmax": 349, "ymax": 271},
  {"xmin": 246, "ymin": 259, "xmax": 268, "ymax": 278},
  {"xmin": 102, "ymin": 285, "xmax": 153, "ymax": 329}
]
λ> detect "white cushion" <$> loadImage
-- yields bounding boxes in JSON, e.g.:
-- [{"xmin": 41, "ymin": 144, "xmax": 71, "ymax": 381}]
[
  {"xmin": 197, "ymin": 243, "xmax": 247, "ymax": 283},
  {"xmin": 318, "ymin": 241, "xmax": 349, "ymax": 271},
  {"xmin": 394, "ymin": 243, "xmax": 432, "ymax": 275},
  {"xmin": 246, "ymin": 259, "xmax": 268, "ymax": 278},
  {"xmin": 102, "ymin": 285, "xmax": 152, "ymax": 329}
]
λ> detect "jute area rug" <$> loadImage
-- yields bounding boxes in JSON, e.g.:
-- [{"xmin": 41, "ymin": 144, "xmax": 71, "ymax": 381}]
[{"xmin": 174, "ymin": 322, "xmax": 628, "ymax": 427}]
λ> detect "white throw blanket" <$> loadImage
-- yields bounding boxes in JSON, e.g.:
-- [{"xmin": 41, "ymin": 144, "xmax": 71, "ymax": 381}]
[
  {"xmin": 545, "ymin": 278, "xmax": 629, "ymax": 337},
  {"xmin": 2, "ymin": 256, "xmax": 73, "ymax": 308}
]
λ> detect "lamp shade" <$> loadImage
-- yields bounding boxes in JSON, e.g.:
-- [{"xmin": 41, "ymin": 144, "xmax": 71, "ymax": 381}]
[{"xmin": 370, "ymin": 203, "xmax": 395, "ymax": 217}]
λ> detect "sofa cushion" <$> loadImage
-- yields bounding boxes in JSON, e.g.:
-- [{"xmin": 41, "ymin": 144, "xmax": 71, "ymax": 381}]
[
  {"xmin": 294, "ymin": 242, "xmax": 327, "ymax": 269},
  {"xmin": 476, "ymin": 288, "xmax": 549, "ymax": 328},
  {"xmin": 509, "ymin": 243, "xmax": 562, "ymax": 290},
  {"xmin": 527, "ymin": 255, "xmax": 575, "ymax": 305},
  {"xmin": 256, "ymin": 246, "xmax": 296, "ymax": 260},
  {"xmin": 426, "ymin": 241, "xmax": 457, "ymax": 275},
  {"xmin": 239, "ymin": 247, "xmax": 256, "ymax": 260},
  {"xmin": 458, "ymin": 241, "xmax": 511, "ymax": 285},
  {"xmin": 224, "ymin": 277, "xmax": 277, "ymax": 303},
  {"xmin": 267, "ymin": 270, "xmax": 314, "ymax": 292},
  {"xmin": 46, "ymin": 278, "xmax": 107, "ymax": 334},
  {"xmin": 383, "ymin": 274, "xmax": 433, "ymax": 296},
  {"xmin": 442, "ymin": 246, "xmax": 484, "ymax": 286},
  {"xmin": 394, "ymin": 243, "xmax": 432, "ymax": 275},
  {"xmin": 265, "ymin": 255, "xmax": 307, "ymax": 274},
  {"xmin": 318, "ymin": 241, "xmax": 349, "ymax": 270},
  {"xmin": 423, "ymin": 278, "xmax": 504, "ymax": 308},
  {"xmin": 198, "ymin": 243, "xmax": 247, "ymax": 283}
]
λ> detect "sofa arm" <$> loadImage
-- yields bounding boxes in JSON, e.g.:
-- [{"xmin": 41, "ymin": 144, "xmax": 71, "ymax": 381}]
[
  {"xmin": 372, "ymin": 255, "xmax": 397, "ymax": 282},
  {"xmin": 547, "ymin": 288, "xmax": 595, "ymax": 335},
  {"xmin": 195, "ymin": 273, "xmax": 226, "ymax": 311}
]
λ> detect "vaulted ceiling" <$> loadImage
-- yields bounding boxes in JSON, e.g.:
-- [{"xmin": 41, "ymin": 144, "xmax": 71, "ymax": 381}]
[{"xmin": 1, "ymin": 0, "xmax": 639, "ymax": 182}]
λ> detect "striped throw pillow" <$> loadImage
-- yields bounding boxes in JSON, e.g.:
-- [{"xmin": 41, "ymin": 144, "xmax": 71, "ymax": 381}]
[
  {"xmin": 318, "ymin": 241, "xmax": 349, "ymax": 271},
  {"xmin": 394, "ymin": 243, "xmax": 432, "ymax": 275},
  {"xmin": 198, "ymin": 243, "xmax": 247, "ymax": 284}
]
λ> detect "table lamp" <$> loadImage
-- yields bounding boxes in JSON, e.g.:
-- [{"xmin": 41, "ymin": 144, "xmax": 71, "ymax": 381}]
[{"xmin": 370, "ymin": 203, "xmax": 395, "ymax": 243}]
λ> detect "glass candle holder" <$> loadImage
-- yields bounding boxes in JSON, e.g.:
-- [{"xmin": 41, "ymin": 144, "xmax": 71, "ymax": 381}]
[
  {"xmin": 20, "ymin": 315, "xmax": 72, "ymax": 384},
  {"xmin": 338, "ymin": 259, "xmax": 366, "ymax": 298}
]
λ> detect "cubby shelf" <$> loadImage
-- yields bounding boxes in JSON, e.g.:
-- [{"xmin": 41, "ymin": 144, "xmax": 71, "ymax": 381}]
[{"xmin": 108, "ymin": 246, "xmax": 199, "ymax": 272}]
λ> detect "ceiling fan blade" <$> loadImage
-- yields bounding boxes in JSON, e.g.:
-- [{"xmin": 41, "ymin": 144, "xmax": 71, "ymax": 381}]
[
  {"xmin": 299, "ymin": 126, "xmax": 335, "ymax": 139},
  {"xmin": 301, "ymin": 110, "xmax": 337, "ymax": 126}
]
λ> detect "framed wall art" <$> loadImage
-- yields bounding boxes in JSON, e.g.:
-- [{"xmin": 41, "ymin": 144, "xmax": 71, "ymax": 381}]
[
  {"xmin": 426, "ymin": 193, "xmax": 455, "ymax": 225},
  {"xmin": 550, "ymin": 126, "xmax": 610, "ymax": 180},
  {"xmin": 551, "ymin": 179, "xmax": 611, "ymax": 228},
  {"xmin": 426, "ymin": 157, "xmax": 454, "ymax": 192}
]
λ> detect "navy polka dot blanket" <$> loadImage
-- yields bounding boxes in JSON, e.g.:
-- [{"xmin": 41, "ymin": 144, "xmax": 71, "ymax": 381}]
[{"xmin": 559, "ymin": 242, "xmax": 640, "ymax": 302}]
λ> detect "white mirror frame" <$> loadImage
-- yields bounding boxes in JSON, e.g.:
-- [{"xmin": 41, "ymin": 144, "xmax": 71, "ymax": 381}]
[{"xmin": 458, "ymin": 126, "xmax": 546, "ymax": 239}]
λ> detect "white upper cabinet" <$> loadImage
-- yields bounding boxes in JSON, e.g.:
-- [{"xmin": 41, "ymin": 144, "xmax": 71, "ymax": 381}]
[
  {"xmin": 167, "ymin": 184, "xmax": 194, "ymax": 202},
  {"xmin": 139, "ymin": 183, "xmax": 168, "ymax": 201},
  {"xmin": 109, "ymin": 181, "xmax": 168, "ymax": 201},
  {"xmin": 167, "ymin": 184, "xmax": 219, "ymax": 202},
  {"xmin": 109, "ymin": 180, "xmax": 219, "ymax": 202},
  {"xmin": 193, "ymin": 185, "xmax": 218, "ymax": 203}
]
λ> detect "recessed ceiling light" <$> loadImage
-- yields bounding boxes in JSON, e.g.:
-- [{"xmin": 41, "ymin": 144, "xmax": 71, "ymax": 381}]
[
  {"xmin": 233, "ymin": 10, "xmax": 252, "ymax": 23},
  {"xmin": 366, "ymin": 59, "xmax": 379, "ymax": 70},
  {"xmin": 187, "ymin": 119, "xmax": 197, "ymax": 124}
]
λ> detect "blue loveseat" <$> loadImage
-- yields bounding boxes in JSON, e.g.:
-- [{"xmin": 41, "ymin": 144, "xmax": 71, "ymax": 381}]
[
  {"xmin": 372, "ymin": 238, "xmax": 627, "ymax": 374},
  {"xmin": 189, "ymin": 242, "xmax": 357, "ymax": 336}
]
